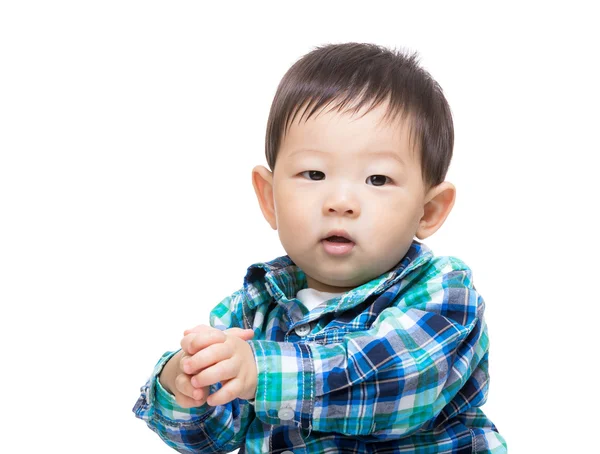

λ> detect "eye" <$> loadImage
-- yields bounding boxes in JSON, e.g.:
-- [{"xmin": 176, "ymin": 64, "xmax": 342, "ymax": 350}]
[
  {"xmin": 366, "ymin": 175, "xmax": 392, "ymax": 186},
  {"xmin": 300, "ymin": 170, "xmax": 325, "ymax": 181}
]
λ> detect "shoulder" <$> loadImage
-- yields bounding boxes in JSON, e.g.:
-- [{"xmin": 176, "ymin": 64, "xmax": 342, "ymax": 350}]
[
  {"xmin": 411, "ymin": 250, "xmax": 475, "ymax": 288},
  {"xmin": 399, "ymin": 250, "xmax": 485, "ymax": 323}
]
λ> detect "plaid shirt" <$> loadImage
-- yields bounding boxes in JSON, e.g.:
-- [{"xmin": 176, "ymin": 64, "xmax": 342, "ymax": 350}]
[{"xmin": 133, "ymin": 240, "xmax": 507, "ymax": 453}]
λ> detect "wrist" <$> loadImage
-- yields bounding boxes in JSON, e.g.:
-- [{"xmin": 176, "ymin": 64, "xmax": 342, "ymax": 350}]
[{"xmin": 158, "ymin": 350, "xmax": 184, "ymax": 395}]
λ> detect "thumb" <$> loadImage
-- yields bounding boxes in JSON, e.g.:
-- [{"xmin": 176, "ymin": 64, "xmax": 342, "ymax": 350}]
[{"xmin": 225, "ymin": 328, "xmax": 255, "ymax": 341}]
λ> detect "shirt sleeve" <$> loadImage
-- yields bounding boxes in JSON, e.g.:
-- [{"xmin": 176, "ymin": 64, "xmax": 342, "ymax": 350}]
[
  {"xmin": 247, "ymin": 257, "xmax": 490, "ymax": 441},
  {"xmin": 132, "ymin": 291, "xmax": 255, "ymax": 453}
]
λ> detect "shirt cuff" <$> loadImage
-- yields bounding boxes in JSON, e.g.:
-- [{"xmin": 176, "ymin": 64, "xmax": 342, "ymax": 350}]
[
  {"xmin": 137, "ymin": 350, "xmax": 215, "ymax": 423},
  {"xmin": 248, "ymin": 340, "xmax": 314, "ymax": 431},
  {"xmin": 153, "ymin": 375, "xmax": 215, "ymax": 422},
  {"xmin": 147, "ymin": 350, "xmax": 178, "ymax": 406}
]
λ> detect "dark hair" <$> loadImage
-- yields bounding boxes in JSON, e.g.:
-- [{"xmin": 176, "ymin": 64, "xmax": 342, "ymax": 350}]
[{"xmin": 264, "ymin": 42, "xmax": 454, "ymax": 189}]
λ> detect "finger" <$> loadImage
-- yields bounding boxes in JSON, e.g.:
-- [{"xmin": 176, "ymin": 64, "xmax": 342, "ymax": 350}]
[
  {"xmin": 206, "ymin": 377, "xmax": 243, "ymax": 406},
  {"xmin": 183, "ymin": 324, "xmax": 209, "ymax": 336},
  {"xmin": 180, "ymin": 328, "xmax": 226, "ymax": 355},
  {"xmin": 180, "ymin": 334, "xmax": 196, "ymax": 355},
  {"xmin": 186, "ymin": 326, "xmax": 253, "ymax": 338},
  {"xmin": 178, "ymin": 352, "xmax": 190, "ymax": 375},
  {"xmin": 172, "ymin": 374, "xmax": 209, "ymax": 408},
  {"xmin": 190, "ymin": 385, "xmax": 210, "ymax": 402},
  {"xmin": 182, "ymin": 342, "xmax": 233, "ymax": 375},
  {"xmin": 174, "ymin": 372, "xmax": 199, "ymax": 400},
  {"xmin": 225, "ymin": 328, "xmax": 255, "ymax": 341},
  {"xmin": 174, "ymin": 392, "xmax": 207, "ymax": 409},
  {"xmin": 191, "ymin": 357, "xmax": 238, "ymax": 388}
]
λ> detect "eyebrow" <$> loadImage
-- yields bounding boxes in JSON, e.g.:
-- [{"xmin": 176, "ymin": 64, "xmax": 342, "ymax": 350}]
[{"xmin": 289, "ymin": 148, "xmax": 406, "ymax": 166}]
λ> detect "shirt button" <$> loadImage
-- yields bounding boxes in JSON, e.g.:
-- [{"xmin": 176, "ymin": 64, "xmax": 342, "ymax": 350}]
[
  {"xmin": 278, "ymin": 407, "xmax": 295, "ymax": 421},
  {"xmin": 294, "ymin": 324, "xmax": 311, "ymax": 337}
]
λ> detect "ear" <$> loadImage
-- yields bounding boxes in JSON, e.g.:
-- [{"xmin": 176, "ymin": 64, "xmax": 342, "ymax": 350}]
[
  {"xmin": 416, "ymin": 181, "xmax": 456, "ymax": 240},
  {"xmin": 252, "ymin": 165, "xmax": 277, "ymax": 230}
]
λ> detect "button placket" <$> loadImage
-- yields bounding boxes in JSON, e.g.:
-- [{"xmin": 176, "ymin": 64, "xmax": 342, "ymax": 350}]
[
  {"xmin": 278, "ymin": 407, "xmax": 295, "ymax": 421},
  {"xmin": 294, "ymin": 324, "xmax": 311, "ymax": 337}
]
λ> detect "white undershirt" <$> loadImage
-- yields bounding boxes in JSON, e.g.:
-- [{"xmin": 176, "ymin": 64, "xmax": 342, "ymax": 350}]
[{"xmin": 296, "ymin": 287, "xmax": 345, "ymax": 312}]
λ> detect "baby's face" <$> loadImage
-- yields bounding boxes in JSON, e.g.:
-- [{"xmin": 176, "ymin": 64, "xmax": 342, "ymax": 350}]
[{"xmin": 272, "ymin": 101, "xmax": 428, "ymax": 292}]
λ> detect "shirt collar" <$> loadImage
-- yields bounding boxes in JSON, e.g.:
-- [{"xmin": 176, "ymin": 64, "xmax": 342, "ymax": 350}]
[{"xmin": 242, "ymin": 239, "xmax": 433, "ymax": 313}]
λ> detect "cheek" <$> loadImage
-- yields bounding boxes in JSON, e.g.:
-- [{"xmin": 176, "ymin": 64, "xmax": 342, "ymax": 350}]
[
  {"xmin": 363, "ymin": 194, "xmax": 400, "ymax": 218},
  {"xmin": 274, "ymin": 187, "xmax": 312, "ymax": 230},
  {"xmin": 278, "ymin": 205, "xmax": 306, "ymax": 228},
  {"xmin": 365, "ymin": 197, "xmax": 420, "ymax": 235}
]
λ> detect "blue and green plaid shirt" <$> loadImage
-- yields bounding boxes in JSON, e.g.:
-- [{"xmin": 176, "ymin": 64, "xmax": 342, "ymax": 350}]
[{"xmin": 133, "ymin": 240, "xmax": 507, "ymax": 453}]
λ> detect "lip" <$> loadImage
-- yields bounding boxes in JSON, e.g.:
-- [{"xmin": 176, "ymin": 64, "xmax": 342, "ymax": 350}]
[
  {"xmin": 321, "ymin": 229, "xmax": 356, "ymax": 256},
  {"xmin": 322, "ymin": 229, "xmax": 355, "ymax": 243}
]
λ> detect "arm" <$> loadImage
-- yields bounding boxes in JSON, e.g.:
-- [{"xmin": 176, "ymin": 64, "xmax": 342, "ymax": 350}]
[
  {"xmin": 248, "ymin": 258, "xmax": 489, "ymax": 440},
  {"xmin": 132, "ymin": 291, "xmax": 255, "ymax": 453}
]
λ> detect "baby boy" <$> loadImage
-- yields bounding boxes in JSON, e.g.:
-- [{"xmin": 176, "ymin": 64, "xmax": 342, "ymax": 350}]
[{"xmin": 134, "ymin": 42, "xmax": 507, "ymax": 453}]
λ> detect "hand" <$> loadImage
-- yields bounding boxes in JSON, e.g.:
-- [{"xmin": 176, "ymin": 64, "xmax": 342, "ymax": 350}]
[
  {"xmin": 158, "ymin": 350, "xmax": 208, "ymax": 409},
  {"xmin": 180, "ymin": 324, "xmax": 257, "ymax": 407},
  {"xmin": 158, "ymin": 325, "xmax": 255, "ymax": 408}
]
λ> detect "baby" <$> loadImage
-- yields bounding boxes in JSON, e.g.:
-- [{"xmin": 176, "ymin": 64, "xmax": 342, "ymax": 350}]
[{"xmin": 134, "ymin": 42, "xmax": 507, "ymax": 453}]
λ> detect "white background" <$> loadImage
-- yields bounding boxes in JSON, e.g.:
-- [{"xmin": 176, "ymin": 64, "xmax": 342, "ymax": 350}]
[{"xmin": 1, "ymin": 1, "xmax": 598, "ymax": 452}]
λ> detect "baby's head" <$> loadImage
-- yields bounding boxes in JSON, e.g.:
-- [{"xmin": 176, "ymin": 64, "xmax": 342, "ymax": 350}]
[{"xmin": 252, "ymin": 43, "xmax": 456, "ymax": 292}]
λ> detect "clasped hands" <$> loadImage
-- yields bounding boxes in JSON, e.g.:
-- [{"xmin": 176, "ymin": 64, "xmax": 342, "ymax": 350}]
[{"xmin": 174, "ymin": 324, "xmax": 257, "ymax": 408}]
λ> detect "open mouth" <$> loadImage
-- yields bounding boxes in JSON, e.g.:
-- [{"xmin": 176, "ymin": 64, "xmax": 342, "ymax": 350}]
[
  {"xmin": 321, "ymin": 233, "xmax": 355, "ymax": 255},
  {"xmin": 324, "ymin": 235, "xmax": 352, "ymax": 243}
]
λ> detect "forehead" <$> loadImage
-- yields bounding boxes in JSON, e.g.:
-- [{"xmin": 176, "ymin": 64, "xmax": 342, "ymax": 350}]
[{"xmin": 280, "ymin": 100, "xmax": 418, "ymax": 163}]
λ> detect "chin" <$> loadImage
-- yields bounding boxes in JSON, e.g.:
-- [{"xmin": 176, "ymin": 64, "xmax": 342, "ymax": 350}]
[{"xmin": 316, "ymin": 272, "xmax": 369, "ymax": 289}]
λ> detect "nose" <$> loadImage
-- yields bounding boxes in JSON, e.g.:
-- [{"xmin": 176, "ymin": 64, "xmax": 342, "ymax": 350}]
[{"xmin": 322, "ymin": 186, "xmax": 361, "ymax": 218}]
